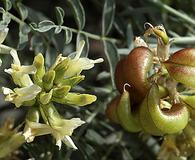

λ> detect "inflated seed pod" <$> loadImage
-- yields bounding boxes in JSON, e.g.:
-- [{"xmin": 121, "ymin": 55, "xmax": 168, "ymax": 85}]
[
  {"xmin": 116, "ymin": 85, "xmax": 141, "ymax": 132},
  {"xmin": 139, "ymin": 84, "xmax": 189, "ymax": 135},
  {"xmin": 114, "ymin": 58, "xmax": 127, "ymax": 93},
  {"xmin": 124, "ymin": 47, "xmax": 153, "ymax": 96},
  {"xmin": 106, "ymin": 95, "xmax": 120, "ymax": 124},
  {"xmin": 164, "ymin": 48, "xmax": 195, "ymax": 88},
  {"xmin": 180, "ymin": 94, "xmax": 195, "ymax": 120}
]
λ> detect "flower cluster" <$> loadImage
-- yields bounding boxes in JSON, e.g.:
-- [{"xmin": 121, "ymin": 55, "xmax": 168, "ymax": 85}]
[{"xmin": 2, "ymin": 40, "xmax": 103, "ymax": 151}]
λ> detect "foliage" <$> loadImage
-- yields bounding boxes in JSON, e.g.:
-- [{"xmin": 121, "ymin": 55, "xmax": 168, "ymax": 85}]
[{"xmin": 0, "ymin": 0, "xmax": 195, "ymax": 159}]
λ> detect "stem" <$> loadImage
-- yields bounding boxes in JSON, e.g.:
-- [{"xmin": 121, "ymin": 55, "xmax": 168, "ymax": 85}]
[
  {"xmin": 4, "ymin": 11, "xmax": 119, "ymax": 43},
  {"xmin": 150, "ymin": 0, "xmax": 195, "ymax": 26},
  {"xmin": 60, "ymin": 25, "xmax": 119, "ymax": 43},
  {"xmin": 172, "ymin": 37, "xmax": 195, "ymax": 44},
  {"xmin": 6, "ymin": 12, "xmax": 25, "ymax": 25}
]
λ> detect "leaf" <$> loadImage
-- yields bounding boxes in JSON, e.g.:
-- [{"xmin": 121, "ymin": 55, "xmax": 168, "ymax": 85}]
[
  {"xmin": 30, "ymin": 20, "xmax": 55, "ymax": 32},
  {"xmin": 102, "ymin": 0, "xmax": 116, "ymax": 35},
  {"xmin": 17, "ymin": 24, "xmax": 31, "ymax": 50},
  {"xmin": 76, "ymin": 33, "xmax": 89, "ymax": 57},
  {"xmin": 103, "ymin": 40, "xmax": 119, "ymax": 88},
  {"xmin": 3, "ymin": 0, "xmax": 12, "ymax": 11},
  {"xmin": 114, "ymin": 16, "xmax": 126, "ymax": 37},
  {"xmin": 55, "ymin": 7, "xmax": 65, "ymax": 25},
  {"xmin": 54, "ymin": 26, "xmax": 62, "ymax": 34},
  {"xmin": 64, "ymin": 28, "xmax": 72, "ymax": 44},
  {"xmin": 17, "ymin": 2, "xmax": 28, "ymax": 20},
  {"xmin": 126, "ymin": 23, "xmax": 134, "ymax": 48},
  {"xmin": 67, "ymin": 0, "xmax": 85, "ymax": 30}
]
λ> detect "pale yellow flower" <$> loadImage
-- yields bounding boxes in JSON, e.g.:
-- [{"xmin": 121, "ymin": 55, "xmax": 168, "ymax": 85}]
[
  {"xmin": 4, "ymin": 50, "xmax": 37, "ymax": 87},
  {"xmin": 2, "ymin": 84, "xmax": 41, "ymax": 107},
  {"xmin": 23, "ymin": 118, "xmax": 85, "ymax": 150},
  {"xmin": 64, "ymin": 40, "xmax": 104, "ymax": 78}
]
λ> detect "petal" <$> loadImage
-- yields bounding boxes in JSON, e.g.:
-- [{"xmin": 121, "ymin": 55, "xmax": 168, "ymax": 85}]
[
  {"xmin": 14, "ymin": 85, "xmax": 41, "ymax": 101},
  {"xmin": 62, "ymin": 136, "xmax": 78, "ymax": 149},
  {"xmin": 0, "ymin": 27, "xmax": 8, "ymax": 44},
  {"xmin": 20, "ymin": 65, "xmax": 37, "ymax": 74},
  {"xmin": 54, "ymin": 118, "xmax": 85, "ymax": 136},
  {"xmin": 2, "ymin": 87, "xmax": 14, "ymax": 95},
  {"xmin": 75, "ymin": 40, "xmax": 85, "ymax": 59},
  {"xmin": 10, "ymin": 50, "xmax": 20, "ymax": 66},
  {"xmin": 23, "ymin": 121, "xmax": 52, "ymax": 142}
]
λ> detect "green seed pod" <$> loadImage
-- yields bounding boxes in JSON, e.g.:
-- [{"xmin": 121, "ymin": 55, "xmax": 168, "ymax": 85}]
[
  {"xmin": 139, "ymin": 96, "xmax": 163, "ymax": 135},
  {"xmin": 33, "ymin": 53, "xmax": 45, "ymax": 85},
  {"xmin": 180, "ymin": 94, "xmax": 195, "ymax": 120},
  {"xmin": 42, "ymin": 70, "xmax": 56, "ymax": 91},
  {"xmin": 164, "ymin": 48, "xmax": 195, "ymax": 88},
  {"xmin": 116, "ymin": 85, "xmax": 141, "ymax": 132},
  {"xmin": 53, "ymin": 58, "xmax": 69, "ymax": 84},
  {"xmin": 140, "ymin": 84, "xmax": 189, "ymax": 135}
]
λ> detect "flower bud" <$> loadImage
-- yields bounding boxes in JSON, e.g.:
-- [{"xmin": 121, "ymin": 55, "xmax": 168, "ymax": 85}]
[
  {"xmin": 53, "ymin": 85, "xmax": 71, "ymax": 99},
  {"xmin": 33, "ymin": 53, "xmax": 45, "ymax": 85},
  {"xmin": 42, "ymin": 70, "xmax": 55, "ymax": 91},
  {"xmin": 53, "ymin": 59, "xmax": 69, "ymax": 84},
  {"xmin": 40, "ymin": 90, "xmax": 53, "ymax": 105},
  {"xmin": 52, "ymin": 92, "xmax": 97, "ymax": 107},
  {"xmin": 58, "ymin": 75, "xmax": 85, "ymax": 87}
]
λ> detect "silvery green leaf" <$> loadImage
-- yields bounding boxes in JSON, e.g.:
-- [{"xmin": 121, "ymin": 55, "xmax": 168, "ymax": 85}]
[
  {"xmin": 17, "ymin": 24, "xmax": 31, "ymax": 50},
  {"xmin": 30, "ymin": 35, "xmax": 44, "ymax": 53},
  {"xmin": 30, "ymin": 20, "xmax": 55, "ymax": 32},
  {"xmin": 3, "ymin": 0, "xmax": 12, "ymax": 11},
  {"xmin": 0, "ymin": 59, "xmax": 2, "ymax": 66},
  {"xmin": 17, "ymin": 3, "xmax": 28, "ymax": 20},
  {"xmin": 126, "ymin": 23, "xmax": 133, "ymax": 48},
  {"xmin": 0, "ymin": 12, "xmax": 11, "ymax": 28},
  {"xmin": 114, "ymin": 16, "xmax": 126, "ymax": 37},
  {"xmin": 54, "ymin": 26, "xmax": 62, "ymax": 34},
  {"xmin": 103, "ymin": 40, "xmax": 119, "ymax": 88},
  {"xmin": 64, "ymin": 28, "xmax": 72, "ymax": 44},
  {"xmin": 0, "ymin": 8, "xmax": 5, "ymax": 13},
  {"xmin": 55, "ymin": 7, "xmax": 65, "ymax": 25},
  {"xmin": 76, "ymin": 33, "xmax": 89, "ymax": 57},
  {"xmin": 67, "ymin": 0, "xmax": 85, "ymax": 30},
  {"xmin": 102, "ymin": 0, "xmax": 116, "ymax": 36}
]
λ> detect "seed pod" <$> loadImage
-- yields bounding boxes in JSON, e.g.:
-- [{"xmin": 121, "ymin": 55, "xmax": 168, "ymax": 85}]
[
  {"xmin": 116, "ymin": 85, "xmax": 141, "ymax": 132},
  {"xmin": 139, "ymin": 84, "xmax": 189, "ymax": 135},
  {"xmin": 125, "ymin": 47, "xmax": 153, "ymax": 96},
  {"xmin": 114, "ymin": 58, "xmax": 127, "ymax": 93},
  {"xmin": 106, "ymin": 95, "xmax": 120, "ymax": 124},
  {"xmin": 164, "ymin": 48, "xmax": 195, "ymax": 88},
  {"xmin": 180, "ymin": 94, "xmax": 195, "ymax": 120}
]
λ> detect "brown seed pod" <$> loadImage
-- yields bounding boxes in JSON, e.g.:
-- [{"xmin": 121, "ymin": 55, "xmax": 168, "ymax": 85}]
[
  {"xmin": 124, "ymin": 46, "xmax": 153, "ymax": 96},
  {"xmin": 114, "ymin": 58, "xmax": 127, "ymax": 93},
  {"xmin": 106, "ymin": 95, "xmax": 120, "ymax": 124}
]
